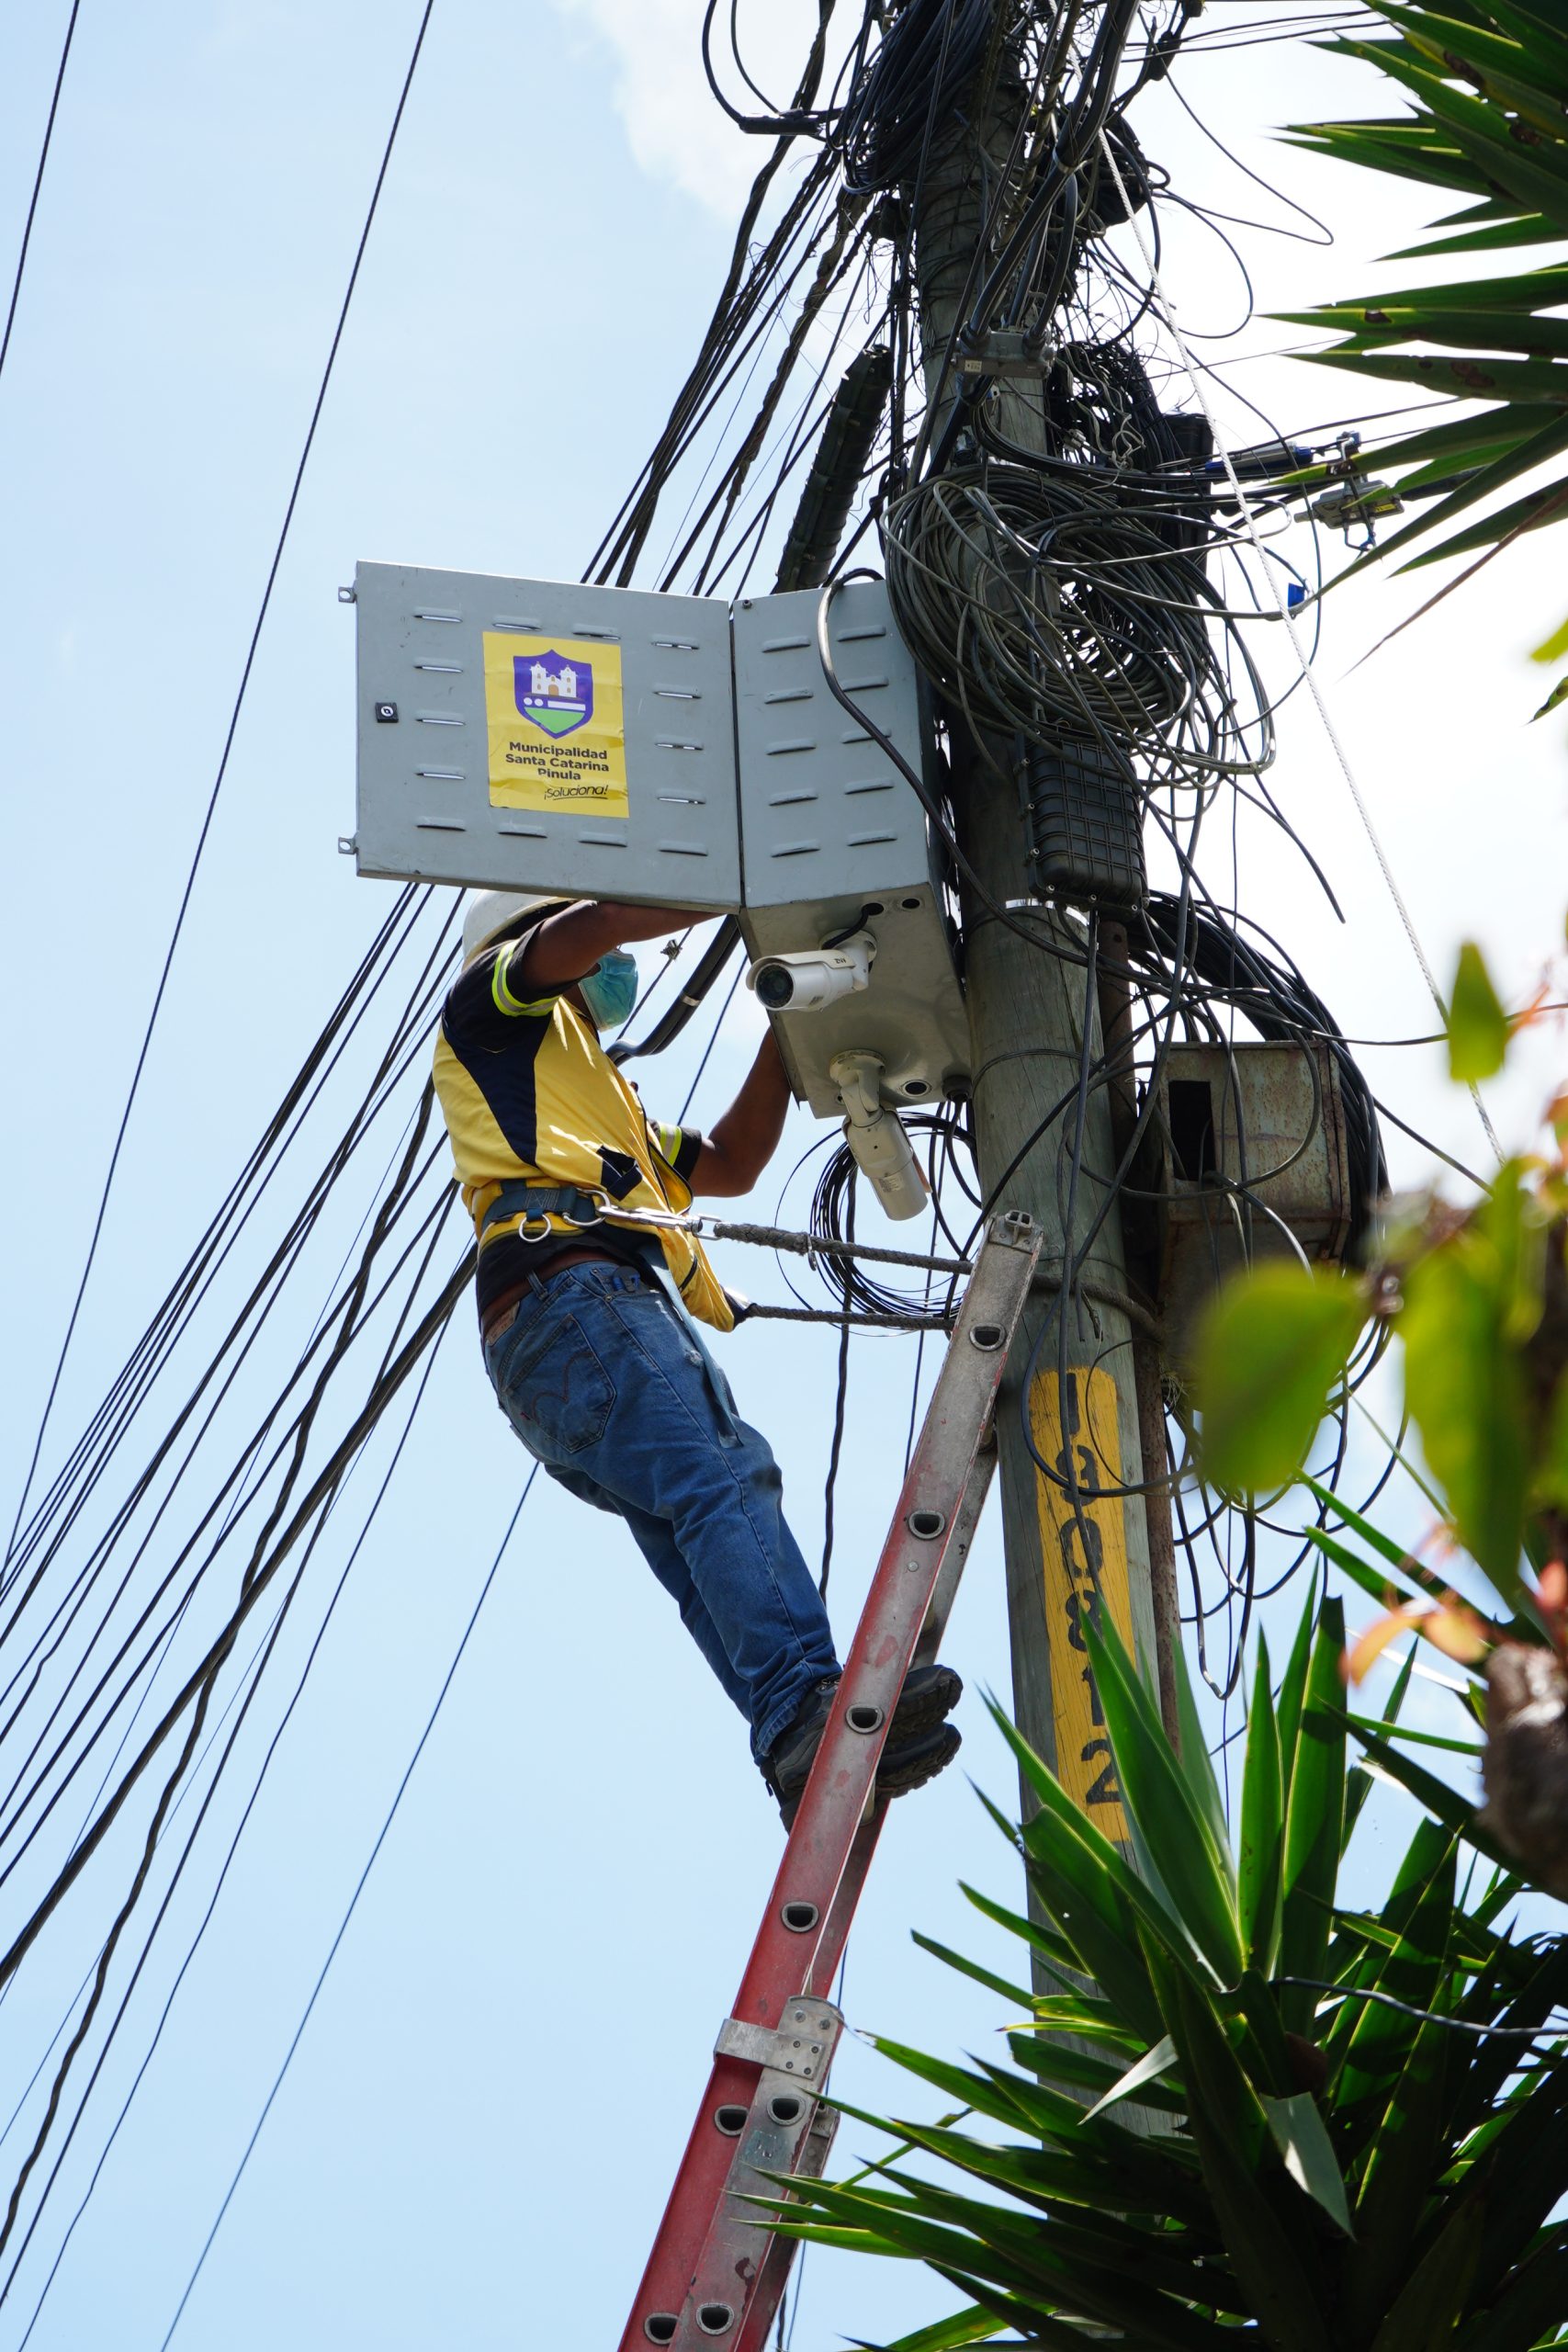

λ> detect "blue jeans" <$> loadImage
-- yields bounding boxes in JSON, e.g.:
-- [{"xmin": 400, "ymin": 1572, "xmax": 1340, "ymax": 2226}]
[{"xmin": 483, "ymin": 1261, "xmax": 840, "ymax": 1759}]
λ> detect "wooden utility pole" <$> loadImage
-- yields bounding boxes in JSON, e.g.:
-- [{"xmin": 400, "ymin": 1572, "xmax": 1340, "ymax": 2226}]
[{"xmin": 903, "ymin": 35, "xmax": 1173, "ymax": 1839}]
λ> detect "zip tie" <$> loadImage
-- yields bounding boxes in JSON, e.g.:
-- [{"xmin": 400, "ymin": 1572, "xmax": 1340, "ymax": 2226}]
[{"xmin": 1097, "ymin": 129, "xmax": 1503, "ymax": 1168}]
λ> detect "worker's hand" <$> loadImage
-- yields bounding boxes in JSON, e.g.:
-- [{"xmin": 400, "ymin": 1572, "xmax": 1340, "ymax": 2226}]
[
  {"xmin": 690, "ymin": 1030, "xmax": 792, "ymax": 1199},
  {"xmin": 515, "ymin": 900, "xmax": 711, "ymax": 994}
]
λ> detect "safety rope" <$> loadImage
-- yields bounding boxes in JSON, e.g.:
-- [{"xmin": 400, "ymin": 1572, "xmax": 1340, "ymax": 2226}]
[
  {"xmin": 704, "ymin": 1216, "xmax": 968, "ymax": 1275},
  {"xmin": 525, "ymin": 1194, "xmax": 975, "ymax": 1277},
  {"xmin": 745, "ymin": 1303, "xmax": 953, "ymax": 1329}
]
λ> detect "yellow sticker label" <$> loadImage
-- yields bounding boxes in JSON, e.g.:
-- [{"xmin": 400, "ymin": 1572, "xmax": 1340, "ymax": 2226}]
[
  {"xmin": 1029, "ymin": 1365, "xmax": 1134, "ymax": 1837},
  {"xmin": 483, "ymin": 631, "xmax": 628, "ymax": 817}
]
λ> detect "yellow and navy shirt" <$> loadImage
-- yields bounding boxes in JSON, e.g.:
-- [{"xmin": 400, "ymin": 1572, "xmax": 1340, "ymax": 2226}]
[{"xmin": 433, "ymin": 936, "xmax": 737, "ymax": 1330}]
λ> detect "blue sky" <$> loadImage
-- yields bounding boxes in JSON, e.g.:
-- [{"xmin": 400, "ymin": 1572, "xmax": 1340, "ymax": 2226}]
[{"xmin": 1, "ymin": 5, "xmax": 1565, "ymax": 2347}]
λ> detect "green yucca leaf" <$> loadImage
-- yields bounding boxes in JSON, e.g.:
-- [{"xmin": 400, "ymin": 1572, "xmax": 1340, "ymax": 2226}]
[
  {"xmin": 1305, "ymin": 1525, "xmax": 1493, "ymax": 1654},
  {"xmin": 1344, "ymin": 1713, "xmax": 1483, "ymax": 1755},
  {"xmin": 1345, "ymin": 1640, "xmax": 1417, "ymax": 1841},
  {"xmin": 1342, "ymin": 2008, "xmax": 1454, "ymax": 2331},
  {"xmin": 1376, "ymin": 2, "xmax": 1568, "ymax": 120},
  {"xmin": 909, "ymin": 1929, "xmax": 1034, "ymax": 2010},
  {"xmin": 1463, "ymin": 2049, "xmax": 1568, "ymax": 2291},
  {"xmin": 764, "ymin": 2175, "xmax": 1034, "ymax": 2277},
  {"xmin": 1172, "ymin": 1621, "xmax": 1234, "ymax": 1859},
  {"xmin": 1312, "ymin": 311, "xmax": 1568, "ymax": 361},
  {"xmin": 823, "ymin": 2093, "xmax": 1185, "ymax": 2218},
  {"xmin": 1231, "ymin": 1962, "xmax": 1300, "ymax": 2097},
  {"xmin": 1145, "ymin": 1939, "xmax": 1337, "ymax": 2352},
  {"xmin": 999, "ymin": 2027, "xmax": 1169, "ymax": 2103},
  {"xmin": 984, "ymin": 1705, "xmax": 1179, "ymax": 2034},
  {"xmin": 955, "ymin": 1878, "xmax": 1080, "ymax": 1984},
  {"xmin": 1454, "ymin": 1939, "xmax": 1568, "ymax": 2134},
  {"xmin": 1333, "ymin": 39, "xmax": 1568, "ymax": 226},
  {"xmin": 1085, "ymin": 1614, "xmax": 1245, "ymax": 1985},
  {"xmin": 1281, "ymin": 0, "xmax": 1568, "ymax": 607},
  {"xmin": 1339, "ymin": 1713, "xmax": 1517, "ymax": 1875},
  {"xmin": 810, "ymin": 2165, "xmax": 1229, "ymax": 2350},
  {"xmin": 1301, "ymin": 345, "xmax": 1568, "ymax": 399},
  {"xmin": 1275, "ymin": 1581, "xmax": 1320, "ymax": 1812},
  {"xmin": 1280, "ymin": 120, "xmax": 1495, "ymax": 199},
  {"xmin": 1366, "ymin": 404, "xmax": 1568, "ymax": 569},
  {"xmin": 858, "ymin": 2162, "xmax": 1225, "ymax": 2324},
  {"xmin": 786, "ymin": 1573, "xmax": 1568, "ymax": 2344},
  {"xmin": 1394, "ymin": 209, "xmax": 1558, "ymax": 252},
  {"xmin": 1302, "ymin": 1476, "xmax": 1472, "ymax": 1600},
  {"xmin": 1456, "ymin": 2244, "xmax": 1568, "ymax": 2352},
  {"xmin": 1337, "ymin": 1822, "xmax": 1455, "ymax": 2118},
  {"xmin": 1301, "ymin": 1498, "xmax": 1402, "ymax": 1571},
  {"xmin": 1368, "ymin": 2194, "xmax": 1484, "ymax": 2350},
  {"xmin": 859, "ymin": 2040, "xmax": 1068, "ymax": 2143},
  {"xmin": 1280, "ymin": 1600, "xmax": 1348, "ymax": 2040},
  {"xmin": 1262, "ymin": 2091, "xmax": 1353, "ymax": 2233},
  {"xmin": 1004, "ymin": 2027, "xmax": 1192, "ymax": 2118},
  {"xmin": 1285, "ymin": 261, "xmax": 1568, "ymax": 314},
  {"xmin": 1418, "ymin": 191, "xmax": 1541, "ymax": 226},
  {"xmin": 1400, "ymin": 468, "xmax": 1568, "ymax": 564},
  {"xmin": 1017, "ymin": 1995, "xmax": 1143, "ymax": 2044},
  {"xmin": 935, "ymin": 2076, "xmax": 1216, "ymax": 2223},
  {"xmin": 1239, "ymin": 1631, "xmax": 1285, "ymax": 1974},
  {"xmin": 1488, "ymin": 0, "xmax": 1568, "ymax": 51},
  {"xmin": 1010, "ymin": 1824, "xmax": 1167, "ymax": 2029},
  {"xmin": 1080, "ymin": 2031, "xmax": 1178, "ymax": 2122},
  {"xmin": 846, "ymin": 2303, "xmax": 1000, "ymax": 2352}
]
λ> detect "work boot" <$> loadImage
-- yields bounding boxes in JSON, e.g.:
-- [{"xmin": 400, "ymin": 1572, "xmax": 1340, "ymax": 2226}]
[
  {"xmin": 762, "ymin": 1663, "xmax": 964, "ymax": 1828},
  {"xmin": 876, "ymin": 1719, "xmax": 962, "ymax": 1802}
]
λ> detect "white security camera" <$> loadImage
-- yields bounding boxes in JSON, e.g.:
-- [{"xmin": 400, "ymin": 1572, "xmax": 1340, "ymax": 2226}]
[
  {"xmin": 746, "ymin": 931, "xmax": 874, "ymax": 1014},
  {"xmin": 830, "ymin": 1050, "xmax": 929, "ymax": 1223}
]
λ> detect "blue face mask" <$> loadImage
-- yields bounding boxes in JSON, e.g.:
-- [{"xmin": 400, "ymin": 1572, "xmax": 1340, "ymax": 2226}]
[{"xmin": 577, "ymin": 950, "xmax": 638, "ymax": 1032}]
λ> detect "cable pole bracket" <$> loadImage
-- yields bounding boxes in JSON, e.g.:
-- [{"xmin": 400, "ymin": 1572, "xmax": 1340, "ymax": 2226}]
[
  {"xmin": 714, "ymin": 2001, "xmax": 843, "ymax": 2083},
  {"xmin": 954, "ymin": 327, "xmax": 1059, "ymax": 378}
]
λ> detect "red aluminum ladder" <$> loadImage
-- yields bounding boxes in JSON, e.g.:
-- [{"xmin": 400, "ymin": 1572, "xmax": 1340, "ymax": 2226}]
[{"xmin": 619, "ymin": 1211, "xmax": 1042, "ymax": 2350}]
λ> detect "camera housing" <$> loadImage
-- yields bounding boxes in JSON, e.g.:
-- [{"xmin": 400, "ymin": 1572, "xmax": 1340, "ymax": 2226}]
[
  {"xmin": 746, "ymin": 932, "xmax": 874, "ymax": 1014},
  {"xmin": 830, "ymin": 1050, "xmax": 928, "ymax": 1222}
]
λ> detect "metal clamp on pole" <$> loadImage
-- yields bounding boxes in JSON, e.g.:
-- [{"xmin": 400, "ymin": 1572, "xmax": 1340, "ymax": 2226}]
[{"xmin": 715, "ymin": 2001, "xmax": 843, "ymax": 2084}]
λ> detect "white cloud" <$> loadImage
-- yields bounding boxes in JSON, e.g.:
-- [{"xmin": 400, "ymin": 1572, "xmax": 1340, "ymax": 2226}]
[{"xmin": 547, "ymin": 0, "xmax": 835, "ymax": 215}]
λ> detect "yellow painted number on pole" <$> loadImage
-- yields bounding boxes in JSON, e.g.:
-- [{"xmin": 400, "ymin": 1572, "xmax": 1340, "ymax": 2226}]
[{"xmin": 1030, "ymin": 1366, "xmax": 1133, "ymax": 1836}]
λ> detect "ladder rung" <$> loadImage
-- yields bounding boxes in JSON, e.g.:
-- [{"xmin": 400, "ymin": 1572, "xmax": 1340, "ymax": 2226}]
[{"xmin": 617, "ymin": 1214, "xmax": 1042, "ymax": 2351}]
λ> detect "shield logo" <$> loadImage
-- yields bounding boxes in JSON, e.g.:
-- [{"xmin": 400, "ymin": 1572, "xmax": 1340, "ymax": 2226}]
[{"xmin": 514, "ymin": 650, "xmax": 593, "ymax": 740}]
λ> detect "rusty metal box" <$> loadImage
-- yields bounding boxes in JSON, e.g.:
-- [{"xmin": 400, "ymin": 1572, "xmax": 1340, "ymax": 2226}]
[{"xmin": 1156, "ymin": 1040, "xmax": 1352, "ymax": 1367}]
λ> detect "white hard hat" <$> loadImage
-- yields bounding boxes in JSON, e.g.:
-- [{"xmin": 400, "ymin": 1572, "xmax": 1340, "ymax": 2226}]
[{"xmin": 459, "ymin": 890, "xmax": 566, "ymax": 967}]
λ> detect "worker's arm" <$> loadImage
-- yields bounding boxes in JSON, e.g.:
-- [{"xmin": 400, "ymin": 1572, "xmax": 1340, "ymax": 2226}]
[
  {"xmin": 515, "ymin": 900, "xmax": 708, "ymax": 994},
  {"xmin": 689, "ymin": 1030, "xmax": 793, "ymax": 1198}
]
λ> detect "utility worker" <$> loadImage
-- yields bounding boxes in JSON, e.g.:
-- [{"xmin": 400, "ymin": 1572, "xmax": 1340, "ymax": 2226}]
[{"xmin": 432, "ymin": 889, "xmax": 962, "ymax": 1823}]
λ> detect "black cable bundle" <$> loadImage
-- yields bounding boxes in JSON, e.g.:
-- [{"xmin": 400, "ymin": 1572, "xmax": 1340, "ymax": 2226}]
[
  {"xmin": 885, "ymin": 461, "xmax": 1268, "ymax": 776},
  {"xmin": 838, "ymin": 0, "xmax": 995, "ymax": 197}
]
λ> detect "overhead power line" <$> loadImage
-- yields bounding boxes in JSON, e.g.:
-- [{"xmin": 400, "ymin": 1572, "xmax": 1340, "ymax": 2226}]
[
  {"xmin": 155, "ymin": 1473, "xmax": 536, "ymax": 2348},
  {"xmin": 5, "ymin": 0, "xmax": 441, "ymax": 1568},
  {"xmin": 0, "ymin": 0, "xmax": 1502, "ymax": 2323},
  {"xmin": 0, "ymin": 0, "xmax": 82, "ymax": 390}
]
